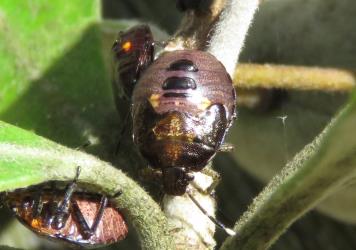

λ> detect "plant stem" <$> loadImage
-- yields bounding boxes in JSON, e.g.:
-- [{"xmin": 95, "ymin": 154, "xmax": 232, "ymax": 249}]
[
  {"xmin": 207, "ymin": 0, "xmax": 259, "ymax": 75},
  {"xmin": 163, "ymin": 168, "xmax": 219, "ymax": 250},
  {"xmin": 165, "ymin": 0, "xmax": 226, "ymax": 51},
  {"xmin": 234, "ymin": 63, "xmax": 356, "ymax": 92},
  {"xmin": 220, "ymin": 91, "xmax": 356, "ymax": 250},
  {"xmin": 0, "ymin": 121, "xmax": 175, "ymax": 250}
]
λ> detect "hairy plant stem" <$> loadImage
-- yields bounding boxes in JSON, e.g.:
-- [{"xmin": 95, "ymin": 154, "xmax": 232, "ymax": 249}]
[
  {"xmin": 235, "ymin": 63, "xmax": 356, "ymax": 92},
  {"xmin": 165, "ymin": 0, "xmax": 226, "ymax": 51},
  {"xmin": 162, "ymin": 165, "xmax": 219, "ymax": 250},
  {"xmin": 207, "ymin": 0, "xmax": 259, "ymax": 75},
  {"xmin": 0, "ymin": 121, "xmax": 175, "ymax": 250},
  {"xmin": 221, "ymin": 92, "xmax": 356, "ymax": 249}
]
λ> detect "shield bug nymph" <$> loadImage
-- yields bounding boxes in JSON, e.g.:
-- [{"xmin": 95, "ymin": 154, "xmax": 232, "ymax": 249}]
[
  {"xmin": 111, "ymin": 24, "xmax": 155, "ymax": 151},
  {"xmin": 132, "ymin": 50, "xmax": 236, "ymax": 195},
  {"xmin": 111, "ymin": 25, "xmax": 236, "ymax": 196},
  {"xmin": 112, "ymin": 26, "xmax": 236, "ymax": 235},
  {"xmin": 3, "ymin": 169, "xmax": 128, "ymax": 248},
  {"xmin": 112, "ymin": 24, "xmax": 154, "ymax": 101}
]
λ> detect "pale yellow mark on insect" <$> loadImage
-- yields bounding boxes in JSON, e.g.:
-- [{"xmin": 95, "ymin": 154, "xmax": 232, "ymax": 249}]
[
  {"xmin": 166, "ymin": 115, "xmax": 195, "ymax": 142},
  {"xmin": 198, "ymin": 97, "xmax": 212, "ymax": 110},
  {"xmin": 165, "ymin": 143, "xmax": 182, "ymax": 162},
  {"xmin": 153, "ymin": 114, "xmax": 195, "ymax": 142},
  {"xmin": 149, "ymin": 94, "xmax": 160, "ymax": 108},
  {"xmin": 167, "ymin": 115, "xmax": 184, "ymax": 137}
]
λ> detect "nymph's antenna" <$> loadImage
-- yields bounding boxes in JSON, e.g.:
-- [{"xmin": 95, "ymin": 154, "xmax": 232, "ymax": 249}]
[{"xmin": 187, "ymin": 191, "xmax": 236, "ymax": 236}]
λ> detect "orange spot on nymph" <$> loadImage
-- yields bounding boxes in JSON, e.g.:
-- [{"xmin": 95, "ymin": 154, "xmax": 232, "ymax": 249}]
[
  {"xmin": 31, "ymin": 218, "xmax": 41, "ymax": 229},
  {"xmin": 122, "ymin": 41, "xmax": 132, "ymax": 52}
]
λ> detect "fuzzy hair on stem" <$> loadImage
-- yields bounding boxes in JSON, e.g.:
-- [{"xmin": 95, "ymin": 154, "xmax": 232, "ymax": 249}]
[
  {"xmin": 221, "ymin": 92, "xmax": 356, "ymax": 249},
  {"xmin": 164, "ymin": 0, "xmax": 226, "ymax": 51},
  {"xmin": 207, "ymin": 0, "xmax": 259, "ymax": 75},
  {"xmin": 234, "ymin": 63, "xmax": 356, "ymax": 92},
  {"xmin": 163, "ymin": 171, "xmax": 217, "ymax": 250}
]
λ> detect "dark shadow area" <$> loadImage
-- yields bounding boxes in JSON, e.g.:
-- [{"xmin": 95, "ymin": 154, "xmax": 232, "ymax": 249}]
[
  {"xmin": 102, "ymin": 0, "xmax": 182, "ymax": 34},
  {"xmin": 240, "ymin": 0, "xmax": 356, "ymax": 69},
  {"xmin": 0, "ymin": 207, "xmax": 13, "ymax": 235}
]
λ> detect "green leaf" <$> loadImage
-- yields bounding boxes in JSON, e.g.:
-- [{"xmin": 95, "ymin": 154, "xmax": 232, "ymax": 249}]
[
  {"xmin": 221, "ymin": 91, "xmax": 356, "ymax": 249},
  {"xmin": 0, "ymin": 0, "xmax": 142, "ymax": 172},
  {"xmin": 0, "ymin": 246, "xmax": 23, "ymax": 250},
  {"xmin": 0, "ymin": 121, "xmax": 61, "ymax": 190},
  {"xmin": 0, "ymin": 0, "xmax": 99, "ymax": 113},
  {"xmin": 0, "ymin": 121, "xmax": 174, "ymax": 250},
  {"xmin": 0, "ymin": 1, "xmax": 174, "ymax": 249}
]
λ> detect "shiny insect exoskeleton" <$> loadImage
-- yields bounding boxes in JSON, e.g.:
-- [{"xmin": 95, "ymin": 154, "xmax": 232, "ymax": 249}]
[
  {"xmin": 112, "ymin": 25, "xmax": 236, "ymax": 196},
  {"xmin": 111, "ymin": 24, "xmax": 156, "ymax": 152},
  {"xmin": 112, "ymin": 24, "xmax": 154, "ymax": 100},
  {"xmin": 132, "ymin": 50, "xmax": 236, "ymax": 195},
  {"xmin": 3, "ymin": 175, "xmax": 128, "ymax": 248}
]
